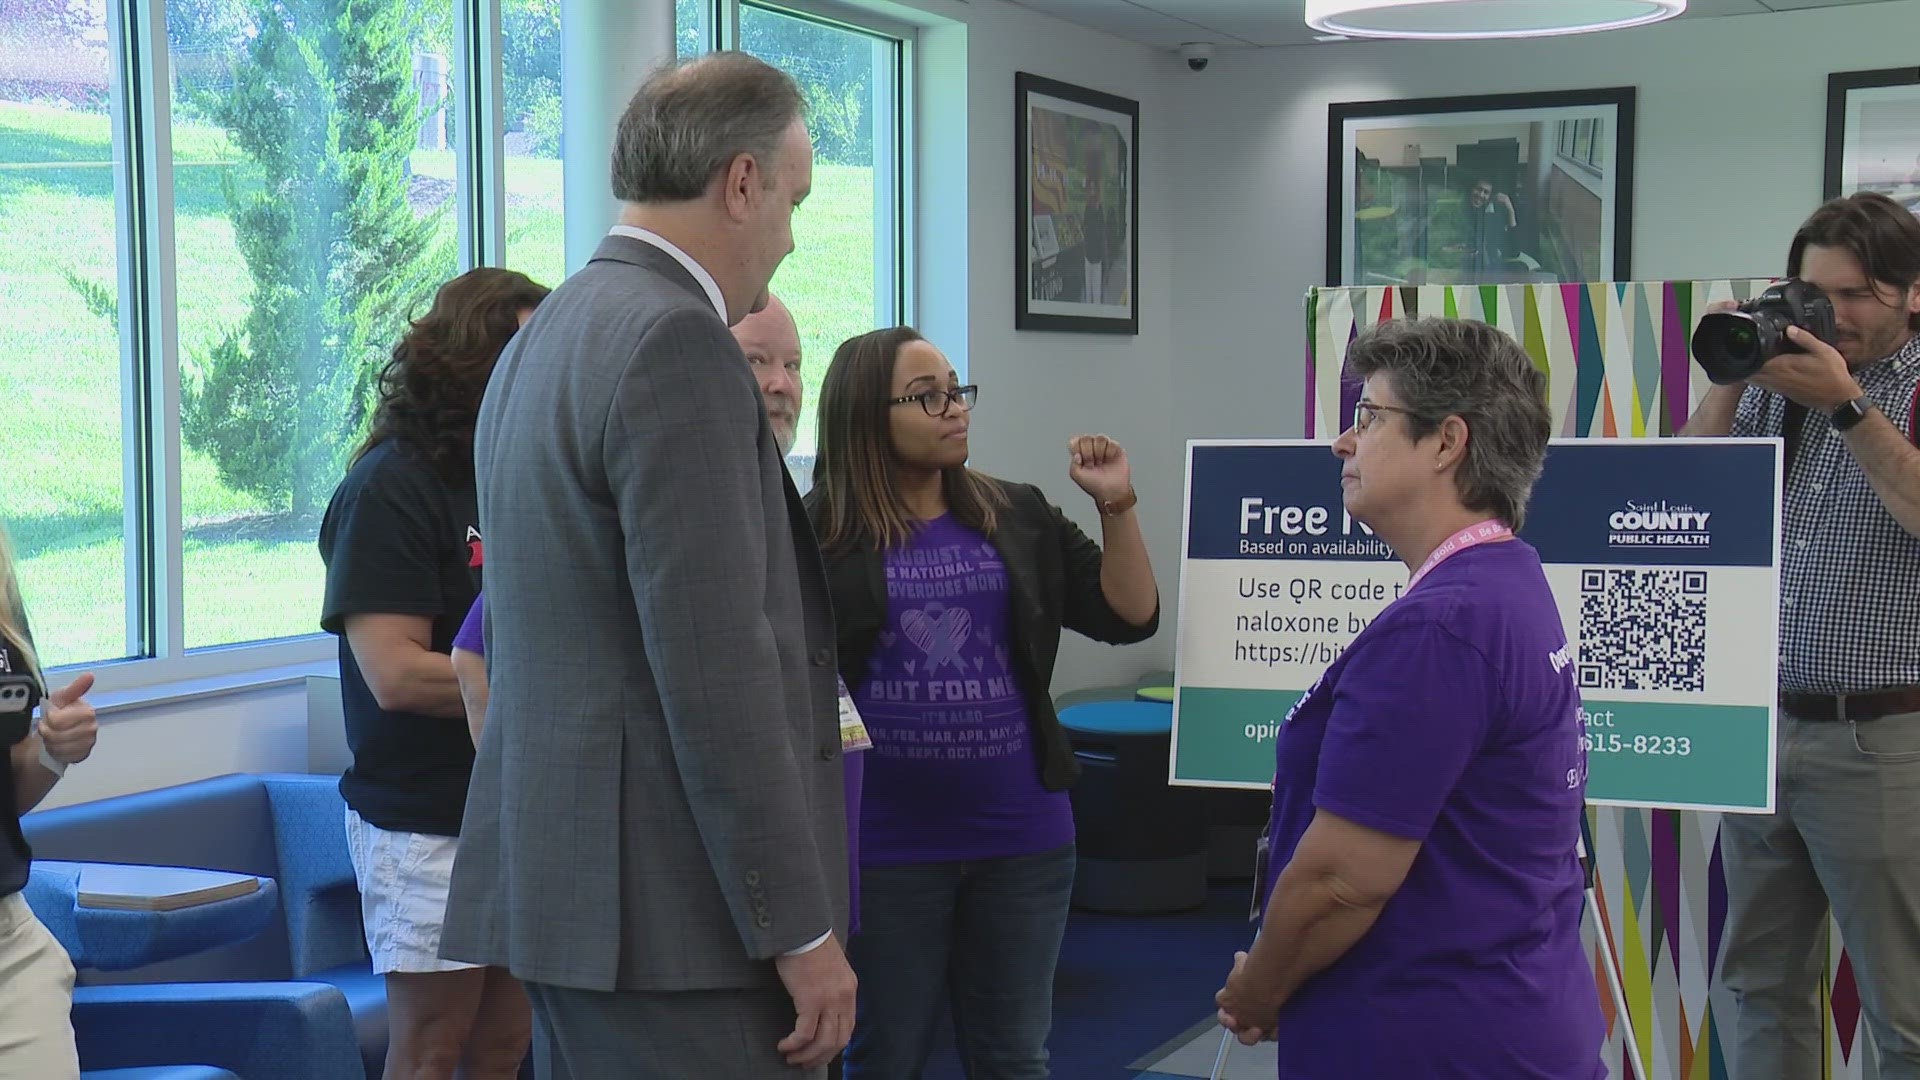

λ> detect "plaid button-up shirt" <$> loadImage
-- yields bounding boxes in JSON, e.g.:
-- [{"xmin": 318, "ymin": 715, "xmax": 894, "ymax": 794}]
[{"xmin": 1733, "ymin": 333, "xmax": 1920, "ymax": 693}]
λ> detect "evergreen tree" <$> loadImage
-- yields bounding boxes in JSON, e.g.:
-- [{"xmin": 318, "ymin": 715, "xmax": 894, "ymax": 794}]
[{"xmin": 184, "ymin": 0, "xmax": 453, "ymax": 519}]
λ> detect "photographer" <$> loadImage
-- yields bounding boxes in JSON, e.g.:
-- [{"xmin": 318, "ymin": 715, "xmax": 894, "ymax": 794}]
[{"xmin": 1682, "ymin": 191, "xmax": 1920, "ymax": 1079}]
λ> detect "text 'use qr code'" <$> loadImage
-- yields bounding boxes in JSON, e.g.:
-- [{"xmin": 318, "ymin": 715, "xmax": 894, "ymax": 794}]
[{"xmin": 1576, "ymin": 568, "xmax": 1707, "ymax": 693}]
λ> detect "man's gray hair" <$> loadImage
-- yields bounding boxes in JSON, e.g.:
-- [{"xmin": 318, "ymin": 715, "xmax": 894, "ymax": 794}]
[
  {"xmin": 1346, "ymin": 317, "xmax": 1552, "ymax": 531},
  {"xmin": 611, "ymin": 52, "xmax": 807, "ymax": 204}
]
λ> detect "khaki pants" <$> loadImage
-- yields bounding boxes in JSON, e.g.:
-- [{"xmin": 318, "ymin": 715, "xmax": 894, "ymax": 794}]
[
  {"xmin": 1720, "ymin": 710, "xmax": 1920, "ymax": 1079},
  {"xmin": 0, "ymin": 891, "xmax": 78, "ymax": 1080}
]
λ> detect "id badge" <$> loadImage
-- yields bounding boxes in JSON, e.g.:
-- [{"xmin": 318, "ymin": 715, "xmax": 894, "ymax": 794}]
[{"xmin": 837, "ymin": 679, "xmax": 872, "ymax": 753}]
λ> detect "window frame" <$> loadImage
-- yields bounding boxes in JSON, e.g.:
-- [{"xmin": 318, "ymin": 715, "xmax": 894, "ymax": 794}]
[
  {"xmin": 40, "ymin": 0, "xmax": 913, "ymax": 696},
  {"xmin": 730, "ymin": 0, "xmax": 916, "ymax": 484}
]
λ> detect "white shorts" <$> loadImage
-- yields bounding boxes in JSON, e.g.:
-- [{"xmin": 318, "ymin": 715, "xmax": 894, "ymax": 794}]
[{"xmin": 343, "ymin": 807, "xmax": 480, "ymax": 974}]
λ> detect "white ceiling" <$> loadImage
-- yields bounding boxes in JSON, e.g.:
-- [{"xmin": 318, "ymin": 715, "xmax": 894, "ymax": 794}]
[{"xmin": 998, "ymin": 0, "xmax": 1910, "ymax": 49}]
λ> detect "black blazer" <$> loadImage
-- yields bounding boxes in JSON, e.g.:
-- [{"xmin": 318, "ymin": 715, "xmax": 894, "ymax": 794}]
[{"xmin": 805, "ymin": 480, "xmax": 1159, "ymax": 791}]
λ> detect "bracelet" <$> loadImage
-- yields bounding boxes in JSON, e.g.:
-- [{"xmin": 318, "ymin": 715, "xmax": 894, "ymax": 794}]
[
  {"xmin": 38, "ymin": 745, "xmax": 67, "ymax": 778},
  {"xmin": 1098, "ymin": 487, "xmax": 1139, "ymax": 516}
]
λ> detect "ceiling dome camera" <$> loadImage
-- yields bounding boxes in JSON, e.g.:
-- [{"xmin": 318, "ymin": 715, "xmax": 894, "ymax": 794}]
[{"xmin": 1178, "ymin": 42, "xmax": 1212, "ymax": 72}]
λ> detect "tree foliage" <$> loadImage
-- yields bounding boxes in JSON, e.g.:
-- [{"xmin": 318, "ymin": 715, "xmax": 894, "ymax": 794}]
[{"xmin": 181, "ymin": 0, "xmax": 454, "ymax": 519}]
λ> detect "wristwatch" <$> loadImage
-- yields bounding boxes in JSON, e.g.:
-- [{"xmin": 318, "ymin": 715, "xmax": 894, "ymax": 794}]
[{"xmin": 1831, "ymin": 396, "xmax": 1872, "ymax": 431}]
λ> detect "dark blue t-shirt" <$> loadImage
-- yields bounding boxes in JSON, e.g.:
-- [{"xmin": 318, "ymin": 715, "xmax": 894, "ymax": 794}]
[{"xmin": 318, "ymin": 441, "xmax": 482, "ymax": 837}]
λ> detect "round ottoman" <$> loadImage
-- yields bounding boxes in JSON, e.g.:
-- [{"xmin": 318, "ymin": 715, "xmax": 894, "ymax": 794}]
[{"xmin": 1060, "ymin": 701, "xmax": 1208, "ymax": 914}]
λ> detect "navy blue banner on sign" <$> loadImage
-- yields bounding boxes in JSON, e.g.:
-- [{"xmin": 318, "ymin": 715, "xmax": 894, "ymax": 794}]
[
  {"xmin": 1186, "ymin": 440, "xmax": 1777, "ymax": 568},
  {"xmin": 1521, "ymin": 441, "xmax": 1776, "ymax": 568},
  {"xmin": 1185, "ymin": 444, "xmax": 1397, "ymax": 563}
]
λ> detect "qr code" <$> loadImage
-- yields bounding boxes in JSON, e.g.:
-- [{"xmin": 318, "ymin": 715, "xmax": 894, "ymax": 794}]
[{"xmin": 1576, "ymin": 568, "xmax": 1707, "ymax": 692}]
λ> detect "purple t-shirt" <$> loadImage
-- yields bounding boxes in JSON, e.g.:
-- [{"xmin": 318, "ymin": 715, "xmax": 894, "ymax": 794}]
[
  {"xmin": 453, "ymin": 592, "xmax": 484, "ymax": 655},
  {"xmin": 450, "ymin": 589, "xmax": 866, "ymax": 929},
  {"xmin": 853, "ymin": 514, "xmax": 1073, "ymax": 865},
  {"xmin": 1261, "ymin": 538, "xmax": 1604, "ymax": 1078}
]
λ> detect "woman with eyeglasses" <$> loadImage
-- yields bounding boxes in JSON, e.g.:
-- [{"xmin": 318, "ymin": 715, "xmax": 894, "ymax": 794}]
[
  {"xmin": 1213, "ymin": 317, "xmax": 1603, "ymax": 1078},
  {"xmin": 805, "ymin": 327, "xmax": 1159, "ymax": 1079}
]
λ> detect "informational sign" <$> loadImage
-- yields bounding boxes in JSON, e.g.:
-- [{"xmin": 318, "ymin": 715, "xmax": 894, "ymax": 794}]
[{"xmin": 1169, "ymin": 438, "xmax": 1780, "ymax": 813}]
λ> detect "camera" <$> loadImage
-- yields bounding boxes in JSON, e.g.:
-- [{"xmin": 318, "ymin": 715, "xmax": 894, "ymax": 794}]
[
  {"xmin": 1690, "ymin": 279, "xmax": 1839, "ymax": 385},
  {"xmin": 1179, "ymin": 42, "xmax": 1212, "ymax": 72}
]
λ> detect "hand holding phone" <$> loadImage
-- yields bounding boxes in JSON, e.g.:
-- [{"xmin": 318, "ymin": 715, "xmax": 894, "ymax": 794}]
[{"xmin": 0, "ymin": 672, "xmax": 41, "ymax": 749}]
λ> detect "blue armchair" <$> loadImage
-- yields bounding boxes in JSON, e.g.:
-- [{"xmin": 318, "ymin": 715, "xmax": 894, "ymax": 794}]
[{"xmin": 22, "ymin": 773, "xmax": 385, "ymax": 1080}]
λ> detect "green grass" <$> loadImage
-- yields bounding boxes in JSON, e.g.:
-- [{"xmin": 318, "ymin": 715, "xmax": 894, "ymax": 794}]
[{"xmin": 1, "ymin": 98, "xmax": 878, "ymax": 668}]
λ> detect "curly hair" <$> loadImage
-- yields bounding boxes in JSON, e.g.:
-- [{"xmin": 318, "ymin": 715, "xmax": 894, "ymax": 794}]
[{"xmin": 353, "ymin": 267, "xmax": 551, "ymax": 481}]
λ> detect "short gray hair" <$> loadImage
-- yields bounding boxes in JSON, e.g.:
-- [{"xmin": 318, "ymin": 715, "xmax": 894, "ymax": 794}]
[
  {"xmin": 1346, "ymin": 317, "xmax": 1552, "ymax": 531},
  {"xmin": 611, "ymin": 52, "xmax": 807, "ymax": 204}
]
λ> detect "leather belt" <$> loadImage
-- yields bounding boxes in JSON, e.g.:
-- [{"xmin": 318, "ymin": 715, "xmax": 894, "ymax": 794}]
[{"xmin": 1778, "ymin": 687, "xmax": 1920, "ymax": 722}]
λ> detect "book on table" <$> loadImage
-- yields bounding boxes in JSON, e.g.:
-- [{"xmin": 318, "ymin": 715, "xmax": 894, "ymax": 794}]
[{"xmin": 76, "ymin": 865, "xmax": 261, "ymax": 912}]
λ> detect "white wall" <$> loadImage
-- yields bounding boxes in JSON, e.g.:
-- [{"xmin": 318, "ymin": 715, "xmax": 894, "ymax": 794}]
[
  {"xmin": 35, "ymin": 682, "xmax": 310, "ymax": 810},
  {"xmin": 910, "ymin": 0, "xmax": 1182, "ymax": 691},
  {"xmin": 1166, "ymin": 0, "xmax": 1920, "ymax": 444}
]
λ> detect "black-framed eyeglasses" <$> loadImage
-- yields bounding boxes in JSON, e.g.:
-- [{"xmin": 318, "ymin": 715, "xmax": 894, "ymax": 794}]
[
  {"xmin": 890, "ymin": 385, "xmax": 979, "ymax": 417},
  {"xmin": 1351, "ymin": 400, "xmax": 1423, "ymax": 433}
]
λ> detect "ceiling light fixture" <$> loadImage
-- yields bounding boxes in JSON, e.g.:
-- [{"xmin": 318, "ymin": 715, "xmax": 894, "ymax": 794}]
[{"xmin": 1303, "ymin": 0, "xmax": 1686, "ymax": 40}]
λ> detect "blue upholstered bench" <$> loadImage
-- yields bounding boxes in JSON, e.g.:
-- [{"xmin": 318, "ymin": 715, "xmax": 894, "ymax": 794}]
[
  {"xmin": 22, "ymin": 774, "xmax": 378, "ymax": 1079},
  {"xmin": 84, "ymin": 1060, "xmax": 241, "ymax": 1068}
]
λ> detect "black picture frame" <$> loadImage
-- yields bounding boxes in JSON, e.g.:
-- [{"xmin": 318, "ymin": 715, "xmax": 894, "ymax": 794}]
[
  {"xmin": 1015, "ymin": 72, "xmax": 1140, "ymax": 333},
  {"xmin": 1823, "ymin": 67, "xmax": 1920, "ymax": 212},
  {"xmin": 1326, "ymin": 87, "xmax": 1636, "ymax": 287}
]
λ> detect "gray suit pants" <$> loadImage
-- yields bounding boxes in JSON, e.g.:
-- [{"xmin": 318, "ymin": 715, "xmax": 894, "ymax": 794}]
[
  {"xmin": 1720, "ymin": 710, "xmax": 1920, "ymax": 1079},
  {"xmin": 526, "ymin": 980, "xmax": 826, "ymax": 1080}
]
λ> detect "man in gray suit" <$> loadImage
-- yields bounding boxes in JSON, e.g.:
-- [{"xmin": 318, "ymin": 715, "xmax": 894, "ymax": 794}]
[{"xmin": 442, "ymin": 52, "xmax": 855, "ymax": 1079}]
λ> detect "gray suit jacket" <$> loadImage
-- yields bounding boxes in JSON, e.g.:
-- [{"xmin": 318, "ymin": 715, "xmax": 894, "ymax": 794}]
[{"xmin": 442, "ymin": 235, "xmax": 848, "ymax": 992}]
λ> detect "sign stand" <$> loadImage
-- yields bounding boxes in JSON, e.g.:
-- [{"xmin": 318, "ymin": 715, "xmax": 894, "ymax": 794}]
[{"xmin": 1582, "ymin": 816, "xmax": 1648, "ymax": 1080}]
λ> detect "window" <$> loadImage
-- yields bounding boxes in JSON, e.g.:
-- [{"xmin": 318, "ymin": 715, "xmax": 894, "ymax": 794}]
[
  {"xmin": 0, "ymin": 0, "xmax": 130, "ymax": 668},
  {"xmin": 0, "ymin": 0, "xmax": 911, "ymax": 687},
  {"xmin": 741, "ymin": 3, "xmax": 907, "ymax": 462},
  {"xmin": 677, "ymin": 0, "xmax": 712, "ymax": 58},
  {"xmin": 169, "ymin": 0, "xmax": 463, "ymax": 650},
  {"xmin": 502, "ymin": 0, "xmax": 564, "ymax": 290}
]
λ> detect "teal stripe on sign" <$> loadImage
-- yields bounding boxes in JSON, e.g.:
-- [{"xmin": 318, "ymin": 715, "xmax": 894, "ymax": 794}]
[
  {"xmin": 1581, "ymin": 701, "xmax": 1772, "ymax": 810},
  {"xmin": 1172, "ymin": 686, "xmax": 1299, "ymax": 786}
]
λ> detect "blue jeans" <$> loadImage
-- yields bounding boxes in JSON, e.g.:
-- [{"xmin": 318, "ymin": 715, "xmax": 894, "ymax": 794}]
[{"xmin": 842, "ymin": 842, "xmax": 1076, "ymax": 1080}]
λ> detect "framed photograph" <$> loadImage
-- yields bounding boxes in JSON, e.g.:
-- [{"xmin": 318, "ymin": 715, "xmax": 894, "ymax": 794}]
[
  {"xmin": 1015, "ymin": 72, "xmax": 1139, "ymax": 333},
  {"xmin": 1328, "ymin": 87, "xmax": 1636, "ymax": 287},
  {"xmin": 1824, "ymin": 67, "xmax": 1920, "ymax": 217}
]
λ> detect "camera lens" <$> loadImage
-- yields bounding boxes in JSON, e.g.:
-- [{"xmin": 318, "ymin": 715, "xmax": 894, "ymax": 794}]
[
  {"xmin": 1691, "ymin": 312, "xmax": 1774, "ymax": 385},
  {"xmin": 1724, "ymin": 323, "xmax": 1757, "ymax": 360}
]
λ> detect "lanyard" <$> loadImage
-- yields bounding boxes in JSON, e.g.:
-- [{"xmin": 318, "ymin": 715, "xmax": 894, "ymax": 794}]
[{"xmin": 1406, "ymin": 519, "xmax": 1513, "ymax": 591}]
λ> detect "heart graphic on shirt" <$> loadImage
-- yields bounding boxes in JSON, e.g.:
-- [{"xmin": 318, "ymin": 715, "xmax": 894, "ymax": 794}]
[
  {"xmin": 904, "ymin": 659, "xmax": 918, "ymax": 676},
  {"xmin": 973, "ymin": 656, "xmax": 986, "ymax": 673},
  {"xmin": 876, "ymin": 630, "xmax": 898, "ymax": 648},
  {"xmin": 995, "ymin": 645, "xmax": 1011, "ymax": 672},
  {"xmin": 901, "ymin": 603, "xmax": 972, "ymax": 674},
  {"xmin": 976, "ymin": 625, "xmax": 994, "ymax": 645}
]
